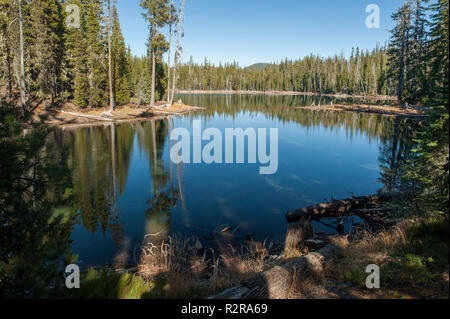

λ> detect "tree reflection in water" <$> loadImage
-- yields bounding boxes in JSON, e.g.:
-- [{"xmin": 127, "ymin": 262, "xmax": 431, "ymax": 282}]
[{"xmin": 53, "ymin": 94, "xmax": 417, "ymax": 266}]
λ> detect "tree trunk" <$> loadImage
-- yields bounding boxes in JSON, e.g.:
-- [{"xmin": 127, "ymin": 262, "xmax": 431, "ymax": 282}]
[
  {"xmin": 166, "ymin": 7, "xmax": 173, "ymax": 108},
  {"xmin": 151, "ymin": 22, "xmax": 156, "ymax": 106},
  {"xmin": 170, "ymin": 64, "xmax": 177, "ymax": 105},
  {"xmin": 4, "ymin": 39, "xmax": 12, "ymax": 99},
  {"xmin": 107, "ymin": 0, "xmax": 115, "ymax": 112},
  {"xmin": 170, "ymin": 0, "xmax": 185, "ymax": 105},
  {"xmin": 18, "ymin": 0, "xmax": 26, "ymax": 110},
  {"xmin": 286, "ymin": 193, "xmax": 401, "ymax": 223}
]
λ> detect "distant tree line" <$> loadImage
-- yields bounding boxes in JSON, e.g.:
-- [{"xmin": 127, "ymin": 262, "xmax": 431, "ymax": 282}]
[
  {"xmin": 177, "ymin": 0, "xmax": 447, "ymax": 107},
  {"xmin": 177, "ymin": 47, "xmax": 391, "ymax": 97}
]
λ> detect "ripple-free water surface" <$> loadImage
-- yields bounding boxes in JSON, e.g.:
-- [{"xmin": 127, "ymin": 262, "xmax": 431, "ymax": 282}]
[{"xmin": 56, "ymin": 94, "xmax": 412, "ymax": 267}]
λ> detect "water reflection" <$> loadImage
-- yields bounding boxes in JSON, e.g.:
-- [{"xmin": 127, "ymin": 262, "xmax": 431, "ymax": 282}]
[
  {"xmin": 66, "ymin": 125, "xmax": 124, "ymax": 246},
  {"xmin": 139, "ymin": 119, "xmax": 182, "ymax": 243},
  {"xmin": 377, "ymin": 119, "xmax": 417, "ymax": 194},
  {"xmin": 55, "ymin": 94, "xmax": 416, "ymax": 267}
]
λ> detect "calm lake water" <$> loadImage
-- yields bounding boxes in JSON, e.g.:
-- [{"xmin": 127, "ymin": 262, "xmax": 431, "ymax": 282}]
[{"xmin": 54, "ymin": 94, "xmax": 413, "ymax": 268}]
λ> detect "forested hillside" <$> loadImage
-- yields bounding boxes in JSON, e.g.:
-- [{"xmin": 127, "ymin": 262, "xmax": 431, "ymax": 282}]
[{"xmin": 177, "ymin": 47, "xmax": 390, "ymax": 96}]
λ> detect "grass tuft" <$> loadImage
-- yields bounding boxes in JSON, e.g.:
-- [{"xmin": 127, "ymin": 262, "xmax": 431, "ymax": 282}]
[{"xmin": 330, "ymin": 218, "xmax": 449, "ymax": 298}]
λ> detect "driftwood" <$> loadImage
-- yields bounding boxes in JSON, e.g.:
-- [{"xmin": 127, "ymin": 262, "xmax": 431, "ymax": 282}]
[
  {"xmin": 296, "ymin": 104, "xmax": 427, "ymax": 120},
  {"xmin": 208, "ymin": 236, "xmax": 349, "ymax": 299},
  {"xmin": 286, "ymin": 193, "xmax": 401, "ymax": 223},
  {"xmin": 60, "ymin": 110, "xmax": 114, "ymax": 122}
]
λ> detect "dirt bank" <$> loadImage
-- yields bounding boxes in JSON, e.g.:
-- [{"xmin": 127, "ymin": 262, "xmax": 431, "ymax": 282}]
[{"xmin": 32, "ymin": 102, "xmax": 204, "ymax": 128}]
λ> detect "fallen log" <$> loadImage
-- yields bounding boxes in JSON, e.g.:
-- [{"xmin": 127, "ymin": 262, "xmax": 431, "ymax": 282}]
[
  {"xmin": 286, "ymin": 193, "xmax": 401, "ymax": 223},
  {"xmin": 207, "ymin": 236, "xmax": 349, "ymax": 299},
  {"xmin": 350, "ymin": 207, "xmax": 393, "ymax": 214},
  {"xmin": 296, "ymin": 104, "xmax": 427, "ymax": 120},
  {"xmin": 61, "ymin": 110, "xmax": 114, "ymax": 122}
]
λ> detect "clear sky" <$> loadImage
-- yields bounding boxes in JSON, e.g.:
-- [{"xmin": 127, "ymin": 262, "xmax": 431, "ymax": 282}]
[{"xmin": 116, "ymin": 0, "xmax": 405, "ymax": 67}]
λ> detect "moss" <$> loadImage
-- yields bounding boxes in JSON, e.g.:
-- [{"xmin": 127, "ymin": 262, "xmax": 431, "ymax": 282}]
[
  {"xmin": 66, "ymin": 269, "xmax": 153, "ymax": 299},
  {"xmin": 332, "ymin": 217, "xmax": 449, "ymax": 298},
  {"xmin": 340, "ymin": 269, "xmax": 367, "ymax": 289},
  {"xmin": 381, "ymin": 218, "xmax": 449, "ymax": 293}
]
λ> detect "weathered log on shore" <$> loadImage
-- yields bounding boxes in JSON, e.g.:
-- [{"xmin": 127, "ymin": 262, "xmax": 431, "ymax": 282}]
[
  {"xmin": 60, "ymin": 110, "xmax": 114, "ymax": 122},
  {"xmin": 296, "ymin": 104, "xmax": 427, "ymax": 120},
  {"xmin": 286, "ymin": 193, "xmax": 401, "ymax": 223},
  {"xmin": 207, "ymin": 236, "xmax": 349, "ymax": 299}
]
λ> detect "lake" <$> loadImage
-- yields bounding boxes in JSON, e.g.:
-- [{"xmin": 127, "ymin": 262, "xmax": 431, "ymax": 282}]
[{"xmin": 54, "ymin": 94, "xmax": 413, "ymax": 268}]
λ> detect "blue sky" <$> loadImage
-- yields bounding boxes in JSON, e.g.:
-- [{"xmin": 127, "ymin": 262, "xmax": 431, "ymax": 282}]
[{"xmin": 116, "ymin": 0, "xmax": 405, "ymax": 67}]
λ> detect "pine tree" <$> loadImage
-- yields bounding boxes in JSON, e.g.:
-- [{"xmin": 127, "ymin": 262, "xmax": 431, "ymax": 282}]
[
  {"xmin": 85, "ymin": 0, "xmax": 107, "ymax": 107},
  {"xmin": 388, "ymin": 1, "xmax": 414, "ymax": 103},
  {"xmin": 111, "ymin": 5, "xmax": 130, "ymax": 106},
  {"xmin": 65, "ymin": 0, "xmax": 107, "ymax": 108},
  {"xmin": 407, "ymin": 0, "xmax": 430, "ymax": 103},
  {"xmin": 18, "ymin": 0, "xmax": 26, "ymax": 109},
  {"xmin": 140, "ymin": 0, "xmax": 170, "ymax": 105},
  {"xmin": 107, "ymin": 0, "xmax": 115, "ymax": 111},
  {"xmin": 0, "ymin": 0, "xmax": 14, "ymax": 99},
  {"xmin": 0, "ymin": 104, "xmax": 75, "ymax": 298},
  {"xmin": 29, "ymin": 0, "xmax": 65, "ymax": 108},
  {"xmin": 151, "ymin": 33, "xmax": 169, "ymax": 101},
  {"xmin": 65, "ymin": 0, "xmax": 90, "ymax": 107},
  {"xmin": 411, "ymin": 0, "xmax": 449, "ymax": 214}
]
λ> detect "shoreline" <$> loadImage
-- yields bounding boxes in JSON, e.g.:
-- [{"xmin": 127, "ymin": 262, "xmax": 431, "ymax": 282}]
[
  {"xmin": 296, "ymin": 103, "xmax": 427, "ymax": 119},
  {"xmin": 175, "ymin": 89, "xmax": 397, "ymax": 101},
  {"xmin": 33, "ymin": 103, "xmax": 204, "ymax": 128},
  {"xmin": 82, "ymin": 192, "xmax": 448, "ymax": 299}
]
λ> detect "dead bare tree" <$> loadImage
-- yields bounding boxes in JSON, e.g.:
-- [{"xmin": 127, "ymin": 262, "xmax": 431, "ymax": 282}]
[
  {"xmin": 135, "ymin": 74, "xmax": 145, "ymax": 108},
  {"xmin": 169, "ymin": 0, "xmax": 185, "ymax": 106},
  {"xmin": 166, "ymin": 1, "xmax": 177, "ymax": 108}
]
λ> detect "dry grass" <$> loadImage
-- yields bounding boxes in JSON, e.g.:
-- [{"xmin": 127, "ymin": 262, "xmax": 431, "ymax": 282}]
[
  {"xmin": 323, "ymin": 218, "xmax": 449, "ymax": 299},
  {"xmin": 215, "ymin": 242, "xmax": 269, "ymax": 288},
  {"xmin": 284, "ymin": 219, "xmax": 314, "ymax": 257},
  {"xmin": 137, "ymin": 234, "xmax": 210, "ymax": 298},
  {"xmin": 286, "ymin": 268, "xmax": 337, "ymax": 299},
  {"xmin": 336, "ymin": 221, "xmax": 409, "ymax": 266},
  {"xmin": 137, "ymin": 233, "xmax": 271, "ymax": 298},
  {"xmin": 285, "ymin": 221, "xmax": 417, "ymax": 299},
  {"xmin": 136, "ymin": 219, "xmax": 448, "ymax": 299},
  {"xmin": 138, "ymin": 234, "xmax": 207, "ymax": 278},
  {"xmin": 321, "ymin": 221, "xmax": 411, "ymax": 295}
]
